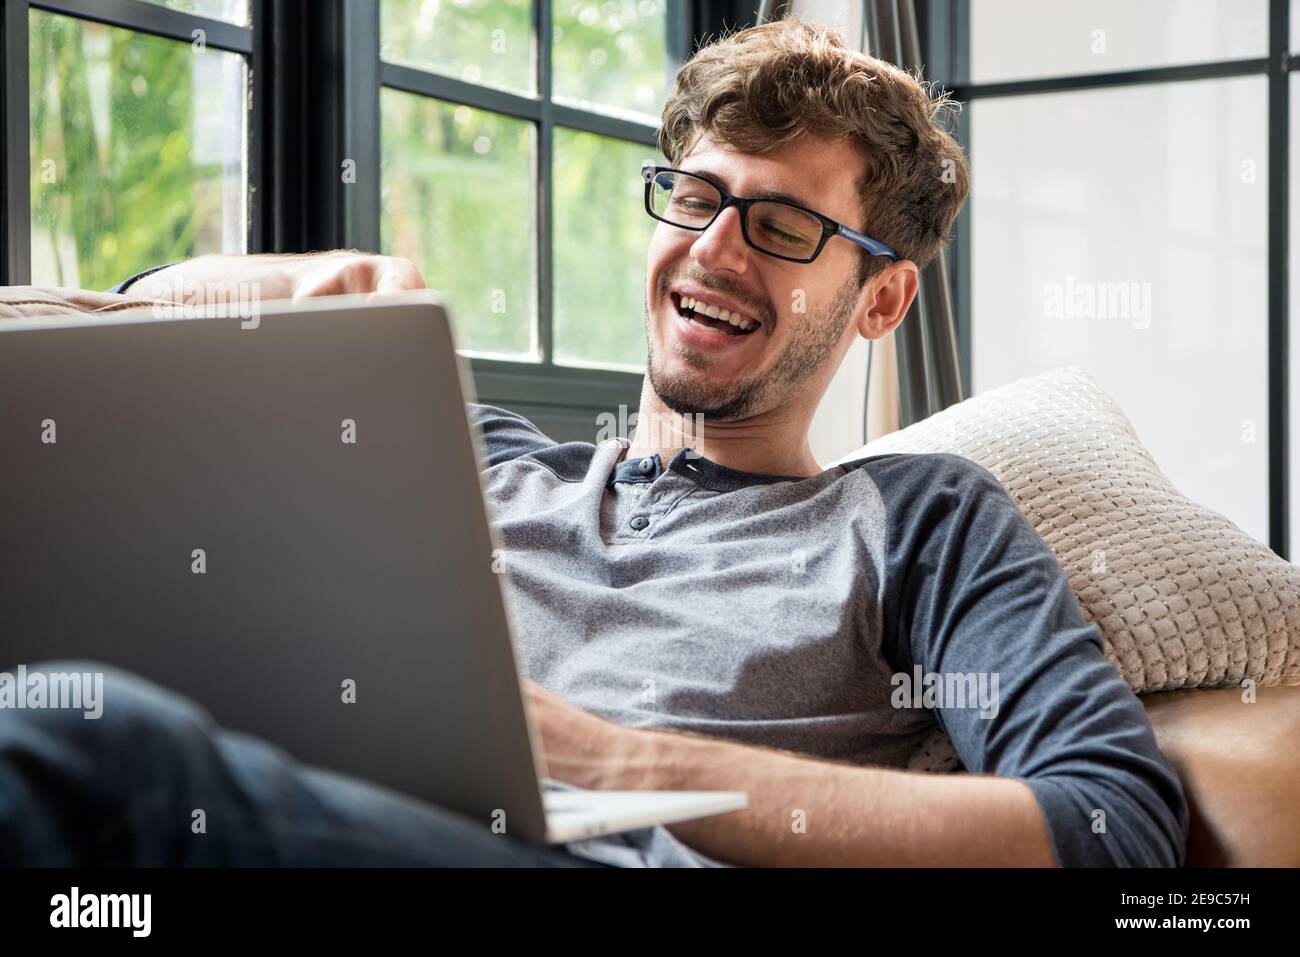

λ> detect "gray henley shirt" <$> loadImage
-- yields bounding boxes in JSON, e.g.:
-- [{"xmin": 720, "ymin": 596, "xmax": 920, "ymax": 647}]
[{"xmin": 471, "ymin": 401, "xmax": 1189, "ymax": 868}]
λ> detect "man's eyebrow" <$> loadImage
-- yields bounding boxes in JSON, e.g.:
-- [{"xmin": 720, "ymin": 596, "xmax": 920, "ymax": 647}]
[{"xmin": 683, "ymin": 167, "xmax": 816, "ymax": 211}]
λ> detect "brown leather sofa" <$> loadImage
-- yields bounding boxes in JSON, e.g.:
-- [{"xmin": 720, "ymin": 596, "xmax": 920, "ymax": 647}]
[
  {"xmin": 4, "ymin": 284, "xmax": 1298, "ymax": 867},
  {"xmin": 1143, "ymin": 681, "xmax": 1300, "ymax": 866}
]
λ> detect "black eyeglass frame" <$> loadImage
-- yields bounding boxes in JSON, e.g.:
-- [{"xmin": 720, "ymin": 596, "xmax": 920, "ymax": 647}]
[{"xmin": 640, "ymin": 163, "xmax": 898, "ymax": 265}]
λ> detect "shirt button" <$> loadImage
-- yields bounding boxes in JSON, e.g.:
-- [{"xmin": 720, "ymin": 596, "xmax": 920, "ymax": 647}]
[
  {"xmin": 638, "ymin": 458, "xmax": 654, "ymax": 474},
  {"xmin": 629, "ymin": 515, "xmax": 650, "ymax": 530}
]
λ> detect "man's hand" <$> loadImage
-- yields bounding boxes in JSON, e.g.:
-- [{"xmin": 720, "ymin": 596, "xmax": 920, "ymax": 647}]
[
  {"xmin": 521, "ymin": 679, "xmax": 637, "ymax": 792},
  {"xmin": 290, "ymin": 252, "xmax": 427, "ymax": 300},
  {"xmin": 526, "ymin": 679, "xmax": 1058, "ymax": 866},
  {"xmin": 137, "ymin": 251, "xmax": 426, "ymax": 305}
]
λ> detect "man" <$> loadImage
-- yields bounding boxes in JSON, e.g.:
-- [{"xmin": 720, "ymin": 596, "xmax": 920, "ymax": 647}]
[{"xmin": 1, "ymin": 18, "xmax": 1187, "ymax": 867}]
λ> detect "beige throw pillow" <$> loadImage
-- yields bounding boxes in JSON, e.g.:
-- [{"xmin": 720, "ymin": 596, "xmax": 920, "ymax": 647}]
[{"xmin": 832, "ymin": 365, "xmax": 1300, "ymax": 696}]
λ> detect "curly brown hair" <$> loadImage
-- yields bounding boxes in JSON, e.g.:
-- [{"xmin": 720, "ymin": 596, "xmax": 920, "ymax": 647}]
[{"xmin": 658, "ymin": 17, "xmax": 970, "ymax": 286}]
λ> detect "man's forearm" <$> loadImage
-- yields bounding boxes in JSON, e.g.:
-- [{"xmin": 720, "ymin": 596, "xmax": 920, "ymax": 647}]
[
  {"xmin": 126, "ymin": 251, "xmax": 425, "ymax": 304},
  {"xmin": 608, "ymin": 727, "xmax": 1059, "ymax": 867},
  {"xmin": 131, "ymin": 253, "xmax": 325, "ymax": 302}
]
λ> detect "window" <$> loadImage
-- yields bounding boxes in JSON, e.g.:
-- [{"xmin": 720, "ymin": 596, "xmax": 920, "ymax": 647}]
[
  {"xmin": 943, "ymin": 0, "xmax": 1294, "ymax": 556},
  {"xmin": 969, "ymin": 0, "xmax": 1267, "ymax": 83},
  {"xmin": 551, "ymin": 0, "xmax": 681, "ymax": 122},
  {"xmin": 381, "ymin": 90, "xmax": 537, "ymax": 358},
  {"xmin": 6, "ymin": 0, "xmax": 255, "ymax": 290},
  {"xmin": 139, "ymin": 0, "xmax": 249, "ymax": 23},
  {"xmin": 968, "ymin": 79, "xmax": 1269, "ymax": 541},
  {"xmin": 29, "ymin": 9, "xmax": 248, "ymax": 290},
  {"xmin": 380, "ymin": 0, "xmax": 532, "ymax": 94},
  {"xmin": 377, "ymin": 0, "xmax": 685, "ymax": 434},
  {"xmin": 551, "ymin": 127, "xmax": 656, "ymax": 370}
]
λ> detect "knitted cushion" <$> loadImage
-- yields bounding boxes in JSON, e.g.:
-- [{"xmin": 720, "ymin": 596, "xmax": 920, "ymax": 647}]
[{"xmin": 833, "ymin": 365, "xmax": 1300, "ymax": 697}]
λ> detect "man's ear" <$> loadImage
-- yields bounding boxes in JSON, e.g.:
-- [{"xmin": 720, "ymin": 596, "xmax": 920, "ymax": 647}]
[{"xmin": 852, "ymin": 260, "xmax": 919, "ymax": 340}]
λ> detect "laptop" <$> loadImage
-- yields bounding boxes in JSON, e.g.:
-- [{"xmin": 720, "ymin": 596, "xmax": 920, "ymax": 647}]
[{"xmin": 0, "ymin": 291, "xmax": 746, "ymax": 845}]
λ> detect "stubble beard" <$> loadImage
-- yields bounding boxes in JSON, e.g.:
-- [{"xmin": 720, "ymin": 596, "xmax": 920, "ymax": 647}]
[{"xmin": 644, "ymin": 273, "xmax": 860, "ymax": 422}]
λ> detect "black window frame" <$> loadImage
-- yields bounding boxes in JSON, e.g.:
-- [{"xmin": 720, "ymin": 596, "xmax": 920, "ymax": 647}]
[{"xmin": 931, "ymin": 0, "xmax": 1292, "ymax": 558}]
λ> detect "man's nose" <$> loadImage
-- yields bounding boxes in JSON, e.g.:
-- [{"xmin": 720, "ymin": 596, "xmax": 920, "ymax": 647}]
[{"xmin": 690, "ymin": 205, "xmax": 751, "ymax": 274}]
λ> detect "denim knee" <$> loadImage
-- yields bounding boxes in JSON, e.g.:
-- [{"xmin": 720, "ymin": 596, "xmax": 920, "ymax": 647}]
[
  {"xmin": 0, "ymin": 659, "xmax": 215, "ymax": 760},
  {"xmin": 0, "ymin": 660, "xmax": 224, "ymax": 864}
]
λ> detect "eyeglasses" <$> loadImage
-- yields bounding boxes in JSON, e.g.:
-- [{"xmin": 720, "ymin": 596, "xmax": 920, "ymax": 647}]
[{"xmin": 641, "ymin": 163, "xmax": 897, "ymax": 265}]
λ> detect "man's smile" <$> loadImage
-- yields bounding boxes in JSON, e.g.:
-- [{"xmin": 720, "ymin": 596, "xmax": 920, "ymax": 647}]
[{"xmin": 668, "ymin": 290, "xmax": 771, "ymax": 356}]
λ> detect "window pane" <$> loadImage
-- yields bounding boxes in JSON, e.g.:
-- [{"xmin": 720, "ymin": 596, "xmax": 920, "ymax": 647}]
[
  {"xmin": 381, "ymin": 90, "xmax": 535, "ymax": 358},
  {"xmin": 553, "ymin": 0, "xmax": 679, "ymax": 122},
  {"xmin": 797, "ymin": 0, "xmax": 864, "ymax": 47},
  {"xmin": 381, "ymin": 0, "xmax": 533, "ymax": 95},
  {"xmin": 969, "ymin": 79, "xmax": 1268, "ymax": 542},
  {"xmin": 29, "ymin": 11, "xmax": 247, "ymax": 291},
  {"xmin": 553, "ymin": 129, "xmax": 659, "ymax": 369},
  {"xmin": 138, "ymin": 0, "xmax": 249, "ymax": 25},
  {"xmin": 970, "ymin": 0, "xmax": 1267, "ymax": 84}
]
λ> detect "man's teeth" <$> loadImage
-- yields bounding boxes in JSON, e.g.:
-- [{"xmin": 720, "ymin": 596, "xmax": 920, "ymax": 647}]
[
  {"xmin": 685, "ymin": 315, "xmax": 729, "ymax": 333},
  {"xmin": 680, "ymin": 295, "xmax": 756, "ymax": 331}
]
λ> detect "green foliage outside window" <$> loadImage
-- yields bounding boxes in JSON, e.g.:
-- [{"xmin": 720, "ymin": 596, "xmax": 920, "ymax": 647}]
[
  {"xmin": 380, "ymin": 0, "xmax": 677, "ymax": 369},
  {"xmin": 28, "ymin": 1, "xmax": 677, "ymax": 373},
  {"xmin": 29, "ymin": 11, "xmax": 246, "ymax": 291}
]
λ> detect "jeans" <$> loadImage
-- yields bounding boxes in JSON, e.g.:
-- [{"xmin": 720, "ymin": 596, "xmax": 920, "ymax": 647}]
[{"xmin": 0, "ymin": 661, "xmax": 611, "ymax": 867}]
